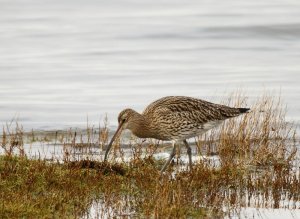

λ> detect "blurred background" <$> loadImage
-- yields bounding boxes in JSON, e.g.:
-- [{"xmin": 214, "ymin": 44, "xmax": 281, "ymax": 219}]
[{"xmin": 0, "ymin": 0, "xmax": 299, "ymax": 130}]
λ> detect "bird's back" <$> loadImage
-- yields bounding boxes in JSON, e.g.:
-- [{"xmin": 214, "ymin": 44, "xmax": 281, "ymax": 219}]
[{"xmin": 142, "ymin": 96, "xmax": 249, "ymax": 140}]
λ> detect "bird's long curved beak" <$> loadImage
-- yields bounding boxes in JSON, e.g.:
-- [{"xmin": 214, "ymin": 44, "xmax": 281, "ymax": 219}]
[{"xmin": 104, "ymin": 122, "xmax": 124, "ymax": 161}]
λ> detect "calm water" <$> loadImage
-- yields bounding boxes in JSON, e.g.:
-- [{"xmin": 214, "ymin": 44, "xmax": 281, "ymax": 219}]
[{"xmin": 0, "ymin": 0, "xmax": 300, "ymax": 130}]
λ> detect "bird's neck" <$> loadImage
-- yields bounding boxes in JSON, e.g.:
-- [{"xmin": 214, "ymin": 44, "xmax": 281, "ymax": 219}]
[{"xmin": 129, "ymin": 113, "xmax": 155, "ymax": 139}]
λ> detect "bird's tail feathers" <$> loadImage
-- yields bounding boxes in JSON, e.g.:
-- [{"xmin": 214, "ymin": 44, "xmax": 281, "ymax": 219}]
[{"xmin": 238, "ymin": 108, "xmax": 250, "ymax": 113}]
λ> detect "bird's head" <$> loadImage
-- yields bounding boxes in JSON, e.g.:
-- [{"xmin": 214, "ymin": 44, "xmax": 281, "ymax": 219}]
[
  {"xmin": 104, "ymin": 108, "xmax": 138, "ymax": 161},
  {"xmin": 117, "ymin": 108, "xmax": 136, "ymax": 130}
]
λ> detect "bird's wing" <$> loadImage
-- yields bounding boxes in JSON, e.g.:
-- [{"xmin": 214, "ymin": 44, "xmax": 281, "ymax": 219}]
[{"xmin": 143, "ymin": 96, "xmax": 243, "ymax": 124}]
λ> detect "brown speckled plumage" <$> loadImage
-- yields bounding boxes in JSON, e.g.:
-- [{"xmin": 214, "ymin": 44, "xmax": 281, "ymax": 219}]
[{"xmin": 105, "ymin": 96, "xmax": 250, "ymax": 172}]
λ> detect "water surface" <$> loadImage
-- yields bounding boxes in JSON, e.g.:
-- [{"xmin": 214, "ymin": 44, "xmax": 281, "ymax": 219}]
[{"xmin": 0, "ymin": 0, "xmax": 299, "ymax": 130}]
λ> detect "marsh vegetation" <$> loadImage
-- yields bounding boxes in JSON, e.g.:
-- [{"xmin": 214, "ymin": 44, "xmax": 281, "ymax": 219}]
[{"xmin": 0, "ymin": 94, "xmax": 299, "ymax": 218}]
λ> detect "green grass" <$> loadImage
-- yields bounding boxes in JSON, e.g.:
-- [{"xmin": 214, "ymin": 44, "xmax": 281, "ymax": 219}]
[
  {"xmin": 0, "ymin": 155, "xmax": 222, "ymax": 218},
  {"xmin": 0, "ymin": 156, "xmax": 105, "ymax": 218},
  {"xmin": 0, "ymin": 154, "xmax": 299, "ymax": 218}
]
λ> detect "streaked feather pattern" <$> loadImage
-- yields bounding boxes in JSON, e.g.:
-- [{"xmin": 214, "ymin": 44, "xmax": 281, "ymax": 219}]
[
  {"xmin": 105, "ymin": 96, "xmax": 250, "ymax": 171},
  {"xmin": 116, "ymin": 96, "xmax": 250, "ymax": 141}
]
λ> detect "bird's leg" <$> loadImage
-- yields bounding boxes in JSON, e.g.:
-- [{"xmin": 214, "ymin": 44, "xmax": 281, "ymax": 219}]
[
  {"xmin": 183, "ymin": 140, "xmax": 192, "ymax": 170},
  {"xmin": 160, "ymin": 141, "xmax": 177, "ymax": 173}
]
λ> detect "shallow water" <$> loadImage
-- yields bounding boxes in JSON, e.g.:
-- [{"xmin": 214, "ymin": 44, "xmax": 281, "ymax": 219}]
[
  {"xmin": 0, "ymin": 0, "xmax": 299, "ymax": 130},
  {"xmin": 229, "ymin": 207, "xmax": 300, "ymax": 219},
  {"xmin": 85, "ymin": 201, "xmax": 300, "ymax": 219}
]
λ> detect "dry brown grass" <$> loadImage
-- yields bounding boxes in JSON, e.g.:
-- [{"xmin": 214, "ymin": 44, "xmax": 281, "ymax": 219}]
[{"xmin": 0, "ymin": 93, "xmax": 299, "ymax": 218}]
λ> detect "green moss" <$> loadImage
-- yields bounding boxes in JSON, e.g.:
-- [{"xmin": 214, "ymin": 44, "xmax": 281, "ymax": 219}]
[
  {"xmin": 0, "ymin": 156, "xmax": 106, "ymax": 218},
  {"xmin": 0, "ymin": 151, "xmax": 299, "ymax": 218}
]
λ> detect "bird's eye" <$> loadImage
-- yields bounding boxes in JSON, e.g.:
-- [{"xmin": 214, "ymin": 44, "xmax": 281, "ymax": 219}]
[{"xmin": 122, "ymin": 118, "xmax": 126, "ymax": 122}]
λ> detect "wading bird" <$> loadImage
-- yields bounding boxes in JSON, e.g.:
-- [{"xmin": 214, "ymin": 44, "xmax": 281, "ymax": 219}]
[{"xmin": 104, "ymin": 96, "xmax": 249, "ymax": 172}]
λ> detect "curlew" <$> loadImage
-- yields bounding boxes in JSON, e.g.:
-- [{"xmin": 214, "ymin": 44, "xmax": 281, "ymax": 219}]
[{"xmin": 104, "ymin": 96, "xmax": 250, "ymax": 172}]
